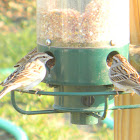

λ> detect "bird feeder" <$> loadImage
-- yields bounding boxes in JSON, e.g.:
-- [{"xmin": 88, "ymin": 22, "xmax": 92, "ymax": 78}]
[{"xmin": 11, "ymin": 0, "xmax": 140, "ymax": 125}]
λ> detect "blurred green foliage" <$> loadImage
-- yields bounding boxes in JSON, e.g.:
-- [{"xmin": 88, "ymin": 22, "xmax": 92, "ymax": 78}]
[
  {"xmin": 0, "ymin": 0, "xmax": 113, "ymax": 140},
  {"xmin": 0, "ymin": 21, "xmax": 36, "ymax": 68}
]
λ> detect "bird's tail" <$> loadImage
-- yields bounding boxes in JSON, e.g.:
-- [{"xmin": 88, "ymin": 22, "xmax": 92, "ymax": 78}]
[
  {"xmin": 0, "ymin": 87, "xmax": 11, "ymax": 99},
  {"xmin": 133, "ymin": 87, "xmax": 140, "ymax": 96}
]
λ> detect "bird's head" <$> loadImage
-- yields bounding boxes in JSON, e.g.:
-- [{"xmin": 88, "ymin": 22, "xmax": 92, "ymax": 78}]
[
  {"xmin": 112, "ymin": 54, "xmax": 127, "ymax": 65},
  {"xmin": 30, "ymin": 52, "xmax": 53, "ymax": 63}
]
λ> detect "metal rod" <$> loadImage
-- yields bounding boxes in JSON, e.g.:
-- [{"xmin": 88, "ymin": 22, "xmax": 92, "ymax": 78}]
[
  {"xmin": 11, "ymin": 91, "xmax": 140, "ymax": 115},
  {"xmin": 89, "ymin": 95, "xmax": 108, "ymax": 120},
  {"xmin": 109, "ymin": 104, "xmax": 140, "ymax": 110},
  {"xmin": 101, "ymin": 95, "xmax": 108, "ymax": 119},
  {"xmin": 11, "ymin": 91, "xmax": 64, "ymax": 115},
  {"xmin": 14, "ymin": 89, "xmax": 128, "ymax": 96}
]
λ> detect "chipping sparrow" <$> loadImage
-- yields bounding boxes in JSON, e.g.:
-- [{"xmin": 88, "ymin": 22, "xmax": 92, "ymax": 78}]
[
  {"xmin": 109, "ymin": 54, "xmax": 140, "ymax": 95},
  {"xmin": 14, "ymin": 47, "xmax": 37, "ymax": 67},
  {"xmin": 0, "ymin": 52, "xmax": 53, "ymax": 99}
]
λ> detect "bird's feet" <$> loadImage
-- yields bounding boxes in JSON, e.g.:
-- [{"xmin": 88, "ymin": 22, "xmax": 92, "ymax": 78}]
[
  {"xmin": 113, "ymin": 87, "xmax": 120, "ymax": 97},
  {"xmin": 18, "ymin": 89, "xmax": 24, "ymax": 95},
  {"xmin": 18, "ymin": 89, "xmax": 31, "ymax": 95},
  {"xmin": 34, "ymin": 88, "xmax": 42, "ymax": 96},
  {"xmin": 115, "ymin": 91, "xmax": 119, "ymax": 97}
]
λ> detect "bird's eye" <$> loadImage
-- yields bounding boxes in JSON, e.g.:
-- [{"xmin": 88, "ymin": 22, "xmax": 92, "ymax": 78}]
[
  {"xmin": 113, "ymin": 59, "xmax": 118, "ymax": 63},
  {"xmin": 43, "ymin": 56, "xmax": 46, "ymax": 58}
]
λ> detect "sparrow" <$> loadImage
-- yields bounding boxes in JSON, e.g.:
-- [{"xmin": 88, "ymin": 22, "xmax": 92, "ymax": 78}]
[
  {"xmin": 0, "ymin": 52, "xmax": 53, "ymax": 99},
  {"xmin": 14, "ymin": 47, "xmax": 37, "ymax": 67},
  {"xmin": 109, "ymin": 54, "xmax": 140, "ymax": 95}
]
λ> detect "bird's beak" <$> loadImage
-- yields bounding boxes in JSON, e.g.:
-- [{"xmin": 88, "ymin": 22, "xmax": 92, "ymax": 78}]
[{"xmin": 49, "ymin": 56, "xmax": 54, "ymax": 60}]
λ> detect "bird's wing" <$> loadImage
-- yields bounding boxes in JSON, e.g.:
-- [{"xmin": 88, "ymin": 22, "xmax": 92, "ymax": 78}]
[
  {"xmin": 2, "ymin": 61, "xmax": 45, "ymax": 87},
  {"xmin": 110, "ymin": 62, "xmax": 139, "ymax": 87},
  {"xmin": 14, "ymin": 47, "xmax": 37, "ymax": 67},
  {"xmin": 1, "ymin": 68, "xmax": 20, "ymax": 86}
]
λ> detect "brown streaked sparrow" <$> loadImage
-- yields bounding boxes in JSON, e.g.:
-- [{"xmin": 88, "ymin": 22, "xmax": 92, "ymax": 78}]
[
  {"xmin": 0, "ymin": 52, "xmax": 53, "ymax": 99},
  {"xmin": 109, "ymin": 54, "xmax": 140, "ymax": 95},
  {"xmin": 14, "ymin": 47, "xmax": 37, "ymax": 68}
]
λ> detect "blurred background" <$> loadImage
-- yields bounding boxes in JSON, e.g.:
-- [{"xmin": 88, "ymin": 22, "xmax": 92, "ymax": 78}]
[{"xmin": 0, "ymin": 0, "xmax": 113, "ymax": 139}]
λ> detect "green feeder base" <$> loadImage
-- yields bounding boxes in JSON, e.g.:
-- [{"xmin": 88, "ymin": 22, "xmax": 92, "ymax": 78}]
[{"xmin": 53, "ymin": 86, "xmax": 114, "ymax": 125}]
